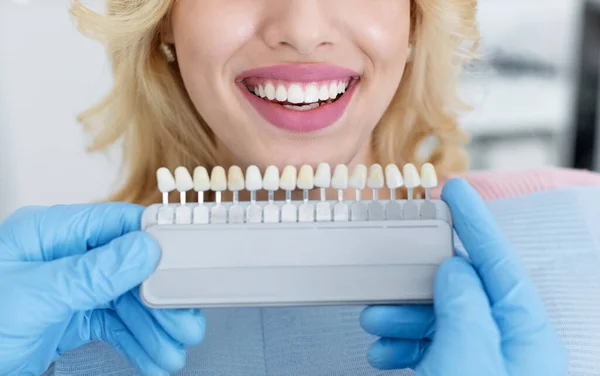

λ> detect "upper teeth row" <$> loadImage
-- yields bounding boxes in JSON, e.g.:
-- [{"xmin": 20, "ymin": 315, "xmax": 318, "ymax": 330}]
[
  {"xmin": 157, "ymin": 163, "xmax": 438, "ymax": 194},
  {"xmin": 251, "ymin": 81, "xmax": 349, "ymax": 104}
]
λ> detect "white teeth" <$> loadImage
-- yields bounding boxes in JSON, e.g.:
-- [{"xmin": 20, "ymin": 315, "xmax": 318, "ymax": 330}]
[
  {"xmin": 420, "ymin": 163, "xmax": 438, "ymax": 188},
  {"xmin": 385, "ymin": 164, "xmax": 404, "ymax": 189},
  {"xmin": 275, "ymin": 85, "xmax": 287, "ymax": 101},
  {"xmin": 329, "ymin": 82, "xmax": 338, "ymax": 99},
  {"xmin": 287, "ymin": 84, "xmax": 305, "ymax": 104},
  {"xmin": 157, "ymin": 167, "xmax": 176, "ymax": 193},
  {"xmin": 251, "ymin": 80, "xmax": 350, "ymax": 104},
  {"xmin": 348, "ymin": 164, "xmax": 367, "ymax": 190},
  {"xmin": 263, "ymin": 165, "xmax": 280, "ymax": 191},
  {"xmin": 402, "ymin": 163, "xmax": 421, "ymax": 188},
  {"xmin": 265, "ymin": 83, "xmax": 276, "ymax": 100},
  {"xmin": 367, "ymin": 164, "xmax": 385, "ymax": 189},
  {"xmin": 175, "ymin": 167, "xmax": 194, "ymax": 192},
  {"xmin": 210, "ymin": 166, "xmax": 227, "ymax": 191},
  {"xmin": 245, "ymin": 165, "xmax": 263, "ymax": 191},
  {"xmin": 280, "ymin": 165, "xmax": 297, "ymax": 191},
  {"xmin": 227, "ymin": 165, "xmax": 245, "ymax": 191},
  {"xmin": 283, "ymin": 103, "xmax": 320, "ymax": 111},
  {"xmin": 331, "ymin": 164, "xmax": 349, "ymax": 189},
  {"xmin": 297, "ymin": 165, "xmax": 315, "ymax": 190},
  {"xmin": 318, "ymin": 85, "xmax": 330, "ymax": 101},
  {"xmin": 304, "ymin": 84, "xmax": 319, "ymax": 103},
  {"xmin": 314, "ymin": 163, "xmax": 331, "ymax": 188},
  {"xmin": 193, "ymin": 166, "xmax": 211, "ymax": 191}
]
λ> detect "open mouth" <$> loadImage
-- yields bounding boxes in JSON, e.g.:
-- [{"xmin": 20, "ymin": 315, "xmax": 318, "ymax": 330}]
[
  {"xmin": 241, "ymin": 77, "xmax": 357, "ymax": 112},
  {"xmin": 235, "ymin": 64, "xmax": 360, "ymax": 132}
]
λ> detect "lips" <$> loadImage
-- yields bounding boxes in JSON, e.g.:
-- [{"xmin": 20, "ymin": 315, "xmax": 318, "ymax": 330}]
[{"xmin": 236, "ymin": 64, "xmax": 360, "ymax": 133}]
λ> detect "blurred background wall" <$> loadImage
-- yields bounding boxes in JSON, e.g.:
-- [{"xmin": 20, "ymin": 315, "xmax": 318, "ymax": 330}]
[{"xmin": 0, "ymin": 0, "xmax": 598, "ymax": 220}]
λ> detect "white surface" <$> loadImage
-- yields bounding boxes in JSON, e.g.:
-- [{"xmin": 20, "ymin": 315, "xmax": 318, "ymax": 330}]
[
  {"xmin": 0, "ymin": 0, "xmax": 585, "ymax": 221},
  {"xmin": 476, "ymin": 0, "xmax": 583, "ymax": 70},
  {"xmin": 0, "ymin": 1, "xmax": 121, "ymax": 220},
  {"xmin": 460, "ymin": 76, "xmax": 574, "ymax": 135}
]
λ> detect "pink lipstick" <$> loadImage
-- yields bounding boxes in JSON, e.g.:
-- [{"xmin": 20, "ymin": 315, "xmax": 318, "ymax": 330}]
[{"xmin": 236, "ymin": 64, "xmax": 360, "ymax": 133}]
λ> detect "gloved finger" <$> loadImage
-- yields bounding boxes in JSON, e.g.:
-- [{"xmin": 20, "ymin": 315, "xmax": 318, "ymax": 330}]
[
  {"xmin": 35, "ymin": 231, "xmax": 160, "ymax": 321},
  {"xmin": 114, "ymin": 291, "xmax": 187, "ymax": 372},
  {"xmin": 419, "ymin": 257, "xmax": 505, "ymax": 372},
  {"xmin": 360, "ymin": 305, "xmax": 434, "ymax": 339},
  {"xmin": 90, "ymin": 309, "xmax": 169, "ymax": 376},
  {"xmin": 441, "ymin": 179, "xmax": 548, "ymax": 333},
  {"xmin": 131, "ymin": 288, "xmax": 205, "ymax": 345},
  {"xmin": 367, "ymin": 337, "xmax": 429, "ymax": 370},
  {"xmin": 0, "ymin": 202, "xmax": 145, "ymax": 262}
]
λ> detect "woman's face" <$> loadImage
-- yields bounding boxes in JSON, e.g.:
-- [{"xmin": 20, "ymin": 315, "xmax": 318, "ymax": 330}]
[{"xmin": 168, "ymin": 0, "xmax": 411, "ymax": 169}]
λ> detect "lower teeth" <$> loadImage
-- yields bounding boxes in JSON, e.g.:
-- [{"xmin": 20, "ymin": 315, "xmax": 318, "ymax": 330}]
[{"xmin": 283, "ymin": 102, "xmax": 322, "ymax": 111}]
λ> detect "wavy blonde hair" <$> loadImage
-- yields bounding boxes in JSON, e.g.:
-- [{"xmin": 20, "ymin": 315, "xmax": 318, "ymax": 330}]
[{"xmin": 70, "ymin": 0, "xmax": 479, "ymax": 204}]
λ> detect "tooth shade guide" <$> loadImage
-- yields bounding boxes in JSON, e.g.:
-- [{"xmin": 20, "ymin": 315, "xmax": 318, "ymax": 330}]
[
  {"xmin": 175, "ymin": 205, "xmax": 192, "ymax": 225},
  {"xmin": 421, "ymin": 201, "xmax": 437, "ymax": 220},
  {"xmin": 153, "ymin": 163, "xmax": 439, "ymax": 225},
  {"xmin": 385, "ymin": 201, "xmax": 403, "ymax": 220},
  {"xmin": 333, "ymin": 202, "xmax": 349, "ymax": 221},
  {"xmin": 193, "ymin": 205, "xmax": 210, "ymax": 224},
  {"xmin": 229, "ymin": 205, "xmax": 245, "ymax": 224},
  {"xmin": 403, "ymin": 200, "xmax": 420, "ymax": 220},
  {"xmin": 351, "ymin": 202, "xmax": 368, "ymax": 221},
  {"xmin": 281, "ymin": 204, "xmax": 297, "ymax": 222},
  {"xmin": 263, "ymin": 204, "xmax": 280, "ymax": 223},
  {"xmin": 298, "ymin": 202, "xmax": 315, "ymax": 222}
]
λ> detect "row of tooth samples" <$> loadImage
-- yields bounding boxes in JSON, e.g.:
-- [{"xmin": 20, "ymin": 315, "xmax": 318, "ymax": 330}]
[{"xmin": 155, "ymin": 163, "xmax": 438, "ymax": 225}]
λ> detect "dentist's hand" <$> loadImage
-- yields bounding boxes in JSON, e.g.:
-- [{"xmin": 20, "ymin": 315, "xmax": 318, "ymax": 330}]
[
  {"xmin": 360, "ymin": 179, "xmax": 567, "ymax": 375},
  {"xmin": 0, "ymin": 203, "xmax": 205, "ymax": 376}
]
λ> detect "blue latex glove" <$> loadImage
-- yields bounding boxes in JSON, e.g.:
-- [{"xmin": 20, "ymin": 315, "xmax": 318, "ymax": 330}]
[
  {"xmin": 0, "ymin": 203, "xmax": 205, "ymax": 376},
  {"xmin": 360, "ymin": 179, "xmax": 567, "ymax": 375}
]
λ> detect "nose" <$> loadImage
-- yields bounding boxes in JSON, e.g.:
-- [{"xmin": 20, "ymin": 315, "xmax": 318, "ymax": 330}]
[{"xmin": 261, "ymin": 0, "xmax": 337, "ymax": 55}]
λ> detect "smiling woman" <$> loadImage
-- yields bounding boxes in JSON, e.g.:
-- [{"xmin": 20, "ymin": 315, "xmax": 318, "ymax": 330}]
[{"xmin": 69, "ymin": 0, "xmax": 478, "ymax": 205}]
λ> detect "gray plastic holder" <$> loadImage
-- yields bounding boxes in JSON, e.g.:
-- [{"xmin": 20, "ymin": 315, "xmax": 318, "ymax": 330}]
[{"xmin": 140, "ymin": 199, "xmax": 454, "ymax": 308}]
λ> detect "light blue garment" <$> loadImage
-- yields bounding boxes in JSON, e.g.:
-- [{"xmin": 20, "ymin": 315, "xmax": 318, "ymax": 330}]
[{"xmin": 47, "ymin": 186, "xmax": 600, "ymax": 375}]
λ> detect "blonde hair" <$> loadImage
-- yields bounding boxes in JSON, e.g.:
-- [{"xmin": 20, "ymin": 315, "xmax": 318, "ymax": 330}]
[{"xmin": 70, "ymin": 0, "xmax": 479, "ymax": 204}]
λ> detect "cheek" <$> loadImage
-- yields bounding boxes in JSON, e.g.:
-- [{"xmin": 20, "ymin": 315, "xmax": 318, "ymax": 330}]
[
  {"xmin": 171, "ymin": 1, "xmax": 257, "ymax": 74},
  {"xmin": 344, "ymin": 0, "xmax": 411, "ymax": 68}
]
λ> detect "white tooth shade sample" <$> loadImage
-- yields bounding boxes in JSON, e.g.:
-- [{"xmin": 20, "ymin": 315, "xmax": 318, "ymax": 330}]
[
  {"xmin": 193, "ymin": 166, "xmax": 211, "ymax": 192},
  {"xmin": 420, "ymin": 163, "xmax": 438, "ymax": 188},
  {"xmin": 174, "ymin": 167, "xmax": 194, "ymax": 192},
  {"xmin": 263, "ymin": 166, "xmax": 280, "ymax": 191},
  {"xmin": 331, "ymin": 164, "xmax": 349, "ymax": 190},
  {"xmin": 280, "ymin": 165, "xmax": 297, "ymax": 191},
  {"xmin": 314, "ymin": 163, "xmax": 332, "ymax": 188},
  {"xmin": 210, "ymin": 166, "xmax": 227, "ymax": 191},
  {"xmin": 245, "ymin": 165, "xmax": 263, "ymax": 191},
  {"xmin": 385, "ymin": 164, "xmax": 404, "ymax": 189},
  {"xmin": 157, "ymin": 167, "xmax": 176, "ymax": 193},
  {"xmin": 297, "ymin": 165, "xmax": 315, "ymax": 190},
  {"xmin": 403, "ymin": 163, "xmax": 421, "ymax": 188},
  {"xmin": 227, "ymin": 166, "xmax": 245, "ymax": 191},
  {"xmin": 348, "ymin": 164, "xmax": 367, "ymax": 190},
  {"xmin": 367, "ymin": 164, "xmax": 385, "ymax": 189}
]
